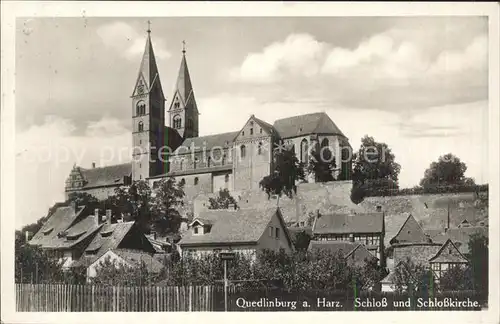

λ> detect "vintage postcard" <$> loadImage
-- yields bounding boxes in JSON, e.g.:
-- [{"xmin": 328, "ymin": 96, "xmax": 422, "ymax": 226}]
[{"xmin": 1, "ymin": 2, "xmax": 499, "ymax": 324}]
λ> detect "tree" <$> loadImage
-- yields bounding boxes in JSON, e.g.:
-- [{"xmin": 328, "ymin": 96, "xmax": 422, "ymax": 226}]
[
  {"xmin": 106, "ymin": 180, "xmax": 153, "ymax": 230},
  {"xmin": 292, "ymin": 230, "xmax": 311, "ymax": 251},
  {"xmin": 393, "ymin": 259, "xmax": 435, "ymax": 293},
  {"xmin": 468, "ymin": 233, "xmax": 488, "ymax": 293},
  {"xmin": 419, "ymin": 153, "xmax": 468, "ymax": 188},
  {"xmin": 149, "ymin": 178, "xmax": 185, "ymax": 235},
  {"xmin": 350, "ymin": 136, "xmax": 400, "ymax": 204},
  {"xmin": 352, "ymin": 135, "xmax": 401, "ymax": 185},
  {"xmin": 15, "ymin": 240, "xmax": 64, "ymax": 284},
  {"xmin": 208, "ymin": 188, "xmax": 238, "ymax": 210},
  {"xmin": 439, "ymin": 265, "xmax": 474, "ymax": 291},
  {"xmin": 308, "ymin": 147, "xmax": 337, "ymax": 182},
  {"xmin": 260, "ymin": 146, "xmax": 305, "ymax": 199},
  {"xmin": 66, "ymin": 192, "xmax": 99, "ymax": 210}
]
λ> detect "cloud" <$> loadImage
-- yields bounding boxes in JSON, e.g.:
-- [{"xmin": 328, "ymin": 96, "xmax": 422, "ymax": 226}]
[
  {"xmin": 96, "ymin": 21, "xmax": 171, "ymax": 60},
  {"xmin": 15, "ymin": 116, "xmax": 131, "ymax": 228},
  {"xmin": 228, "ymin": 30, "xmax": 488, "ymax": 110},
  {"xmin": 229, "ymin": 33, "xmax": 327, "ymax": 83}
]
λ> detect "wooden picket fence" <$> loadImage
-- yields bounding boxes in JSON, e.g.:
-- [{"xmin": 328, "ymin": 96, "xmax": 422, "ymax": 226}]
[{"xmin": 16, "ymin": 284, "xmax": 215, "ymax": 312}]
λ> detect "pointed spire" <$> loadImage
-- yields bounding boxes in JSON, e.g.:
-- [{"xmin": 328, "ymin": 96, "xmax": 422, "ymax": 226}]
[
  {"xmin": 174, "ymin": 41, "xmax": 194, "ymax": 105},
  {"xmin": 132, "ymin": 24, "xmax": 163, "ymax": 97}
]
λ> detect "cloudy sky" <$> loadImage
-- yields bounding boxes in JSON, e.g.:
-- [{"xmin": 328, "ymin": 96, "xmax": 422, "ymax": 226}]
[{"xmin": 15, "ymin": 16, "xmax": 489, "ymax": 227}]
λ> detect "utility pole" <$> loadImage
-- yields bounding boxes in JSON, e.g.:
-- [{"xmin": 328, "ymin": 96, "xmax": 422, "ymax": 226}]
[{"xmin": 220, "ymin": 252, "xmax": 235, "ymax": 312}]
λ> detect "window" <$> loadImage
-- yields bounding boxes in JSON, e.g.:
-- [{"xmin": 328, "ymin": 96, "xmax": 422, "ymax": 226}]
[
  {"xmin": 242, "ymin": 131, "xmax": 245, "ymax": 136},
  {"xmin": 139, "ymin": 175, "xmax": 142, "ymax": 180},
  {"xmin": 300, "ymin": 139, "xmax": 308, "ymax": 163},
  {"xmin": 180, "ymin": 178, "xmax": 186, "ymax": 186},
  {"xmin": 194, "ymin": 158, "xmax": 198, "ymax": 169},
  {"xmin": 194, "ymin": 227, "xmax": 199, "ymax": 234},
  {"xmin": 240, "ymin": 145, "xmax": 246, "ymax": 158},
  {"xmin": 138, "ymin": 121, "xmax": 144, "ymax": 132},
  {"xmin": 194, "ymin": 177, "xmax": 199, "ymax": 185},
  {"xmin": 260, "ymin": 128, "xmax": 262, "ymax": 134},
  {"xmin": 250, "ymin": 128, "xmax": 253, "ymax": 135},
  {"xmin": 139, "ymin": 163, "xmax": 141, "ymax": 169},
  {"xmin": 179, "ymin": 159, "xmax": 184, "ymax": 170},
  {"xmin": 136, "ymin": 101, "xmax": 146, "ymax": 116},
  {"xmin": 269, "ymin": 226, "xmax": 273, "ymax": 237},
  {"xmin": 275, "ymin": 228, "xmax": 280, "ymax": 239},
  {"xmin": 222, "ymin": 154, "xmax": 226, "ymax": 165},
  {"xmin": 321, "ymin": 138, "xmax": 329, "ymax": 149},
  {"xmin": 173, "ymin": 115, "xmax": 182, "ymax": 129},
  {"xmin": 257, "ymin": 142, "xmax": 263, "ymax": 155},
  {"xmin": 207, "ymin": 156, "xmax": 211, "ymax": 167},
  {"xmin": 224, "ymin": 174, "xmax": 229, "ymax": 183},
  {"xmin": 139, "ymin": 140, "xmax": 142, "ymax": 145}
]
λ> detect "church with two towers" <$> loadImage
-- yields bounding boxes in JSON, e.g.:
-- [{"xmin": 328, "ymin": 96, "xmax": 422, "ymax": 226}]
[{"xmin": 65, "ymin": 28, "xmax": 352, "ymax": 205}]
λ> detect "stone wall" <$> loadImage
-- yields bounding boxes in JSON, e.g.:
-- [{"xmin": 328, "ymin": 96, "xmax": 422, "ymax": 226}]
[
  {"xmin": 233, "ymin": 137, "xmax": 272, "ymax": 191},
  {"xmin": 65, "ymin": 186, "xmax": 119, "ymax": 201},
  {"xmin": 392, "ymin": 244, "xmax": 441, "ymax": 267}
]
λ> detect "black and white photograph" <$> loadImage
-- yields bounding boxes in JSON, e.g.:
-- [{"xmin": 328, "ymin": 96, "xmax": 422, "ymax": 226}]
[{"xmin": 1, "ymin": 1, "xmax": 499, "ymax": 323}]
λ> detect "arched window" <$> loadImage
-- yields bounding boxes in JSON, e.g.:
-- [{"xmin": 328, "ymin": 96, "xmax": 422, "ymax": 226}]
[
  {"xmin": 300, "ymin": 139, "xmax": 308, "ymax": 163},
  {"xmin": 240, "ymin": 145, "xmax": 246, "ymax": 158},
  {"xmin": 194, "ymin": 177, "xmax": 199, "ymax": 185},
  {"xmin": 180, "ymin": 178, "xmax": 186, "ymax": 186},
  {"xmin": 138, "ymin": 121, "xmax": 144, "ymax": 132},
  {"xmin": 225, "ymin": 174, "xmax": 229, "ymax": 183},
  {"xmin": 257, "ymin": 142, "xmax": 263, "ymax": 155},
  {"xmin": 136, "ymin": 101, "xmax": 146, "ymax": 116},
  {"xmin": 207, "ymin": 156, "xmax": 211, "ymax": 168},
  {"xmin": 173, "ymin": 115, "xmax": 182, "ymax": 129},
  {"xmin": 193, "ymin": 158, "xmax": 198, "ymax": 169},
  {"xmin": 179, "ymin": 159, "xmax": 184, "ymax": 170},
  {"xmin": 222, "ymin": 154, "xmax": 226, "ymax": 165}
]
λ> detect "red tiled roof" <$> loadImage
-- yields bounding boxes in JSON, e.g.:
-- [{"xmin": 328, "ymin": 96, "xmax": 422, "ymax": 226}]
[
  {"xmin": 79, "ymin": 163, "xmax": 131, "ymax": 189},
  {"xmin": 272, "ymin": 112, "xmax": 345, "ymax": 138},
  {"xmin": 312, "ymin": 212, "xmax": 384, "ymax": 235},
  {"xmin": 29, "ymin": 206, "xmax": 100, "ymax": 249},
  {"xmin": 178, "ymin": 207, "xmax": 293, "ymax": 247},
  {"xmin": 389, "ymin": 213, "xmax": 430, "ymax": 245},
  {"xmin": 429, "ymin": 239, "xmax": 469, "ymax": 264},
  {"xmin": 308, "ymin": 240, "xmax": 377, "ymax": 266}
]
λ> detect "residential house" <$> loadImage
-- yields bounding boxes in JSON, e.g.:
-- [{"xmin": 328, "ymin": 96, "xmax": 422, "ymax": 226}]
[
  {"xmin": 88, "ymin": 249, "xmax": 164, "ymax": 278},
  {"xmin": 73, "ymin": 220, "xmax": 157, "ymax": 278},
  {"xmin": 28, "ymin": 202, "xmax": 101, "ymax": 269},
  {"xmin": 382, "ymin": 213, "xmax": 486, "ymax": 291},
  {"xmin": 308, "ymin": 240, "xmax": 378, "ymax": 267},
  {"xmin": 428, "ymin": 239, "xmax": 469, "ymax": 279},
  {"xmin": 311, "ymin": 212, "xmax": 385, "ymax": 266},
  {"xmin": 177, "ymin": 207, "xmax": 294, "ymax": 261}
]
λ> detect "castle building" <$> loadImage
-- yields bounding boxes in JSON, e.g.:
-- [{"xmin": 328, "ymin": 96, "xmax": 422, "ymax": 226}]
[{"xmin": 65, "ymin": 28, "xmax": 352, "ymax": 203}]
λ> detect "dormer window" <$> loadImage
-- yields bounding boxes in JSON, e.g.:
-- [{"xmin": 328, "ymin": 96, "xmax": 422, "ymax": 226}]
[{"xmin": 194, "ymin": 227, "xmax": 199, "ymax": 234}]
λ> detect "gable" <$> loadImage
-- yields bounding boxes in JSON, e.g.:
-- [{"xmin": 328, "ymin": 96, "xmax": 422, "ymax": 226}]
[
  {"xmin": 429, "ymin": 240, "xmax": 469, "ymax": 263},
  {"xmin": 132, "ymin": 73, "xmax": 148, "ymax": 97},
  {"xmin": 390, "ymin": 214, "xmax": 429, "ymax": 245},
  {"xmin": 233, "ymin": 115, "xmax": 274, "ymax": 142}
]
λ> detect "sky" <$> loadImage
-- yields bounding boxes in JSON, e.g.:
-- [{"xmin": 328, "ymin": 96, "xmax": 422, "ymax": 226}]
[{"xmin": 15, "ymin": 16, "xmax": 489, "ymax": 228}]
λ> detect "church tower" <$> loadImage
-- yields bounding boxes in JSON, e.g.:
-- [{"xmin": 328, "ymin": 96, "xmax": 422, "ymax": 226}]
[
  {"xmin": 168, "ymin": 42, "xmax": 199, "ymax": 139},
  {"xmin": 131, "ymin": 26, "xmax": 166, "ymax": 182}
]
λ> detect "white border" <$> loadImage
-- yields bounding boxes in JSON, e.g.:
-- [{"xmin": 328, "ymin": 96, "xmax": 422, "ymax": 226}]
[{"xmin": 1, "ymin": 2, "xmax": 499, "ymax": 324}]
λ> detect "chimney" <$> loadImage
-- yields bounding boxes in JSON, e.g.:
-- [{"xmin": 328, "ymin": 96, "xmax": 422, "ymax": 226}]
[
  {"xmin": 446, "ymin": 200, "xmax": 451, "ymax": 231},
  {"xmin": 106, "ymin": 209, "xmax": 112, "ymax": 224},
  {"xmin": 92, "ymin": 162, "xmax": 96, "ymax": 169},
  {"xmin": 94, "ymin": 208, "xmax": 99, "ymax": 226},
  {"xmin": 71, "ymin": 201, "xmax": 78, "ymax": 212},
  {"xmin": 376, "ymin": 205, "xmax": 382, "ymax": 212},
  {"xmin": 151, "ymin": 231, "xmax": 157, "ymax": 240},
  {"xmin": 25, "ymin": 231, "xmax": 31, "ymax": 242}
]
